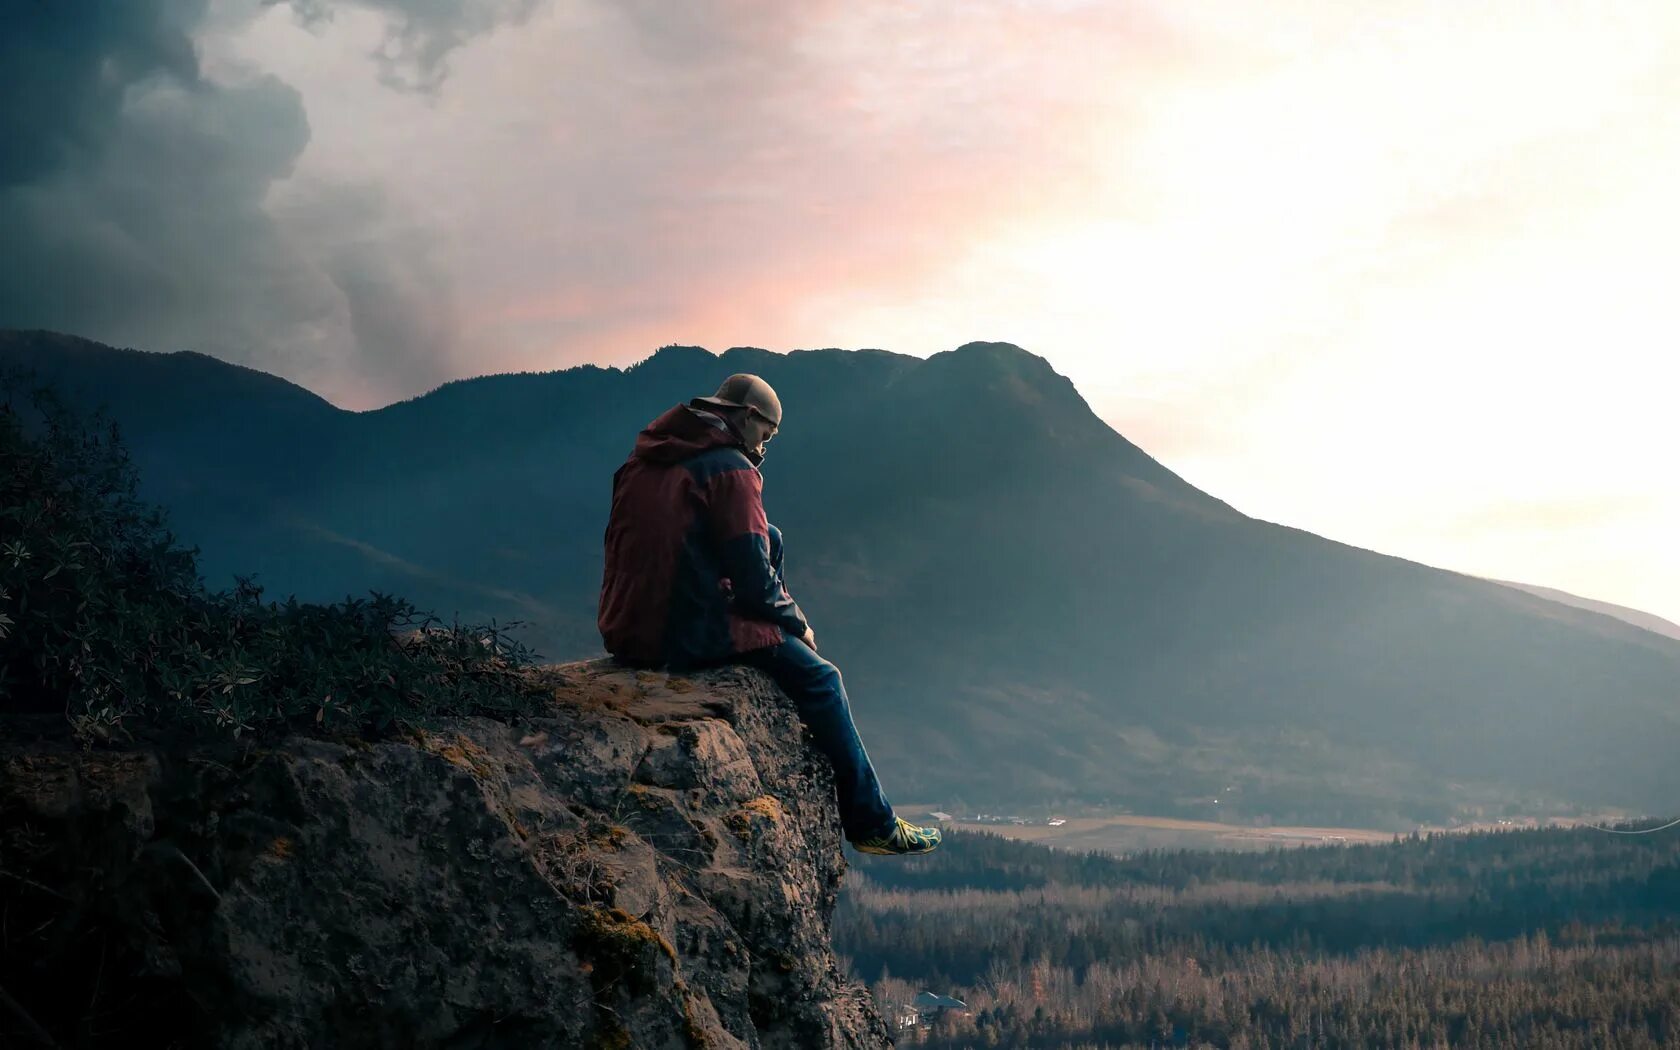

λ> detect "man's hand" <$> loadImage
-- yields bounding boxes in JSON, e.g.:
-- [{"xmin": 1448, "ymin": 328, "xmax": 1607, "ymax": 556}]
[{"xmin": 800, "ymin": 625, "xmax": 818, "ymax": 651}]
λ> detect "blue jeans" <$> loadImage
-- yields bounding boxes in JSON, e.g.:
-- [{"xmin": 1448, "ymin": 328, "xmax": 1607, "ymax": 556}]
[{"xmin": 737, "ymin": 526, "xmax": 895, "ymax": 841}]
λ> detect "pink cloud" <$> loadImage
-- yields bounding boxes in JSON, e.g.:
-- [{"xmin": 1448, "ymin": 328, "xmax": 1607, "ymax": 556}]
[{"xmin": 420, "ymin": 2, "xmax": 1208, "ymax": 372}]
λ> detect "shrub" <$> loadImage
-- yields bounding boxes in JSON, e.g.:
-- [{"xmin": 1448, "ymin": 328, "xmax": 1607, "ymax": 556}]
[{"xmin": 0, "ymin": 375, "xmax": 549, "ymax": 738}]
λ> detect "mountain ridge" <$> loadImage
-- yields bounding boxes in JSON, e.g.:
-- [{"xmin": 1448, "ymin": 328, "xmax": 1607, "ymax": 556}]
[
  {"xmin": 1486, "ymin": 578, "xmax": 1680, "ymax": 643},
  {"xmin": 5, "ymin": 328, "xmax": 1676, "ymax": 824}
]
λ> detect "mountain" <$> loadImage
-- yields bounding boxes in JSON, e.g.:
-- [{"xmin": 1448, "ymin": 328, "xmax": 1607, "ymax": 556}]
[
  {"xmin": 5, "ymin": 329, "xmax": 1677, "ymax": 825},
  {"xmin": 1486, "ymin": 579, "xmax": 1680, "ymax": 643}
]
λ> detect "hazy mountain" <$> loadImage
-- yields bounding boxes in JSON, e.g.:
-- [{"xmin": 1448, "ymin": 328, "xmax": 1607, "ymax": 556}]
[
  {"xmin": 1486, "ymin": 579, "xmax": 1680, "ymax": 643},
  {"xmin": 6, "ymin": 329, "xmax": 1677, "ymax": 825}
]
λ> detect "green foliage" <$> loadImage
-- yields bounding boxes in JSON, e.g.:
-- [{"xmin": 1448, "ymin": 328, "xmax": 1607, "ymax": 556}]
[{"xmin": 0, "ymin": 376, "xmax": 549, "ymax": 738}]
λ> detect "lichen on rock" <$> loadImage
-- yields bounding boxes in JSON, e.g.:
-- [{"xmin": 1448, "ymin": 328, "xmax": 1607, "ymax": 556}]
[{"xmin": 0, "ymin": 660, "xmax": 890, "ymax": 1049}]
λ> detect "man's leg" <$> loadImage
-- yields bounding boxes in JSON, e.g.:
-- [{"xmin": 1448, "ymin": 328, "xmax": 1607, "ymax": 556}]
[
  {"xmin": 740, "ymin": 630, "xmax": 896, "ymax": 841},
  {"xmin": 747, "ymin": 525, "xmax": 936, "ymax": 853}
]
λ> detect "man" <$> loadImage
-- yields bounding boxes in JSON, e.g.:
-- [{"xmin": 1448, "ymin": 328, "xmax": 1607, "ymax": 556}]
[{"xmin": 598, "ymin": 372, "xmax": 939, "ymax": 857}]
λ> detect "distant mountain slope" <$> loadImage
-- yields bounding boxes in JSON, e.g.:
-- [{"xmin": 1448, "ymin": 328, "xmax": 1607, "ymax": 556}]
[
  {"xmin": 6, "ymin": 329, "xmax": 1678, "ymax": 825},
  {"xmin": 1487, "ymin": 579, "xmax": 1680, "ymax": 643},
  {"xmin": 0, "ymin": 330, "xmax": 349, "ymax": 568}
]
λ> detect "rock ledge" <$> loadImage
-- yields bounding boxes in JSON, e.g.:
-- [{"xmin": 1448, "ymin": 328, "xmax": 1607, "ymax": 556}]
[{"xmin": 0, "ymin": 660, "xmax": 890, "ymax": 1049}]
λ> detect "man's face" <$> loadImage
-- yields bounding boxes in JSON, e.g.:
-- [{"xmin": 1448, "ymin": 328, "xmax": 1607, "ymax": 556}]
[{"xmin": 742, "ymin": 406, "xmax": 778, "ymax": 456}]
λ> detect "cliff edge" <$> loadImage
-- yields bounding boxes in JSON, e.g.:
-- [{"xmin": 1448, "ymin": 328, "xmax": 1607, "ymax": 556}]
[{"xmin": 0, "ymin": 660, "xmax": 891, "ymax": 1049}]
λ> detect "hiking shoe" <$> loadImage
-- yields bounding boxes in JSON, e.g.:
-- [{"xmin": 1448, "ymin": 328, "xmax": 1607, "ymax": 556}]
[{"xmin": 850, "ymin": 816, "xmax": 941, "ymax": 856}]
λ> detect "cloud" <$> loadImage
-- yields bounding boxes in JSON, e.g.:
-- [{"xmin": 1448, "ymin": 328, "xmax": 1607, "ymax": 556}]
[
  {"xmin": 0, "ymin": 1, "xmax": 208, "ymax": 188},
  {"xmin": 281, "ymin": 0, "xmax": 542, "ymax": 93},
  {"xmin": 347, "ymin": 1, "xmax": 1197, "ymax": 372},
  {"xmin": 0, "ymin": 0, "xmax": 529, "ymax": 406},
  {"xmin": 0, "ymin": 2, "xmax": 321, "ymax": 368},
  {"xmin": 0, "ymin": 0, "xmax": 1192, "ymax": 401}
]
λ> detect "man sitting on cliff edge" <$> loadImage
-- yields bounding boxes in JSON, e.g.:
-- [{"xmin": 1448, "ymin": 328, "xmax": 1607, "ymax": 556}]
[{"xmin": 598, "ymin": 372, "xmax": 940, "ymax": 857}]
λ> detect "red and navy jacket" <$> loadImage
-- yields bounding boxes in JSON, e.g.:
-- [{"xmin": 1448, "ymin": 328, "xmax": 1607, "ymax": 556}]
[{"xmin": 598, "ymin": 403, "xmax": 809, "ymax": 669}]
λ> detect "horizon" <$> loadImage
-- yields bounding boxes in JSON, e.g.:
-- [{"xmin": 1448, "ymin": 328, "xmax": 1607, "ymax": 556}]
[{"xmin": 3, "ymin": 2, "xmax": 1676, "ymax": 628}]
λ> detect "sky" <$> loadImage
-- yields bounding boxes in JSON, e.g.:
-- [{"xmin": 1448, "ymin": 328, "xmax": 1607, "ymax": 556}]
[{"xmin": 3, "ymin": 1, "xmax": 1677, "ymax": 624}]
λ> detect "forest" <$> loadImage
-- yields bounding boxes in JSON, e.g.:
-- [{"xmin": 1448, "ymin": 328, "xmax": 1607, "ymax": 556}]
[{"xmin": 837, "ymin": 824, "xmax": 1680, "ymax": 1048}]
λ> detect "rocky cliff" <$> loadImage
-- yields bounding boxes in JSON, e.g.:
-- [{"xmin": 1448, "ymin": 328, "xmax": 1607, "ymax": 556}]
[{"xmin": 0, "ymin": 661, "xmax": 891, "ymax": 1049}]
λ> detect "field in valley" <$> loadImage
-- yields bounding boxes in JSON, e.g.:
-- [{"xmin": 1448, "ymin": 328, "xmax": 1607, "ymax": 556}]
[{"xmin": 901, "ymin": 807, "xmax": 1586, "ymax": 854}]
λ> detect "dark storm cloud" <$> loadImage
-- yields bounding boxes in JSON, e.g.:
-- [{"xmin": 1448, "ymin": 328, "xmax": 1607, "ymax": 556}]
[
  {"xmin": 0, "ymin": 0, "xmax": 207, "ymax": 187},
  {"xmin": 0, "ymin": 0, "xmax": 322, "ymax": 371},
  {"xmin": 0, "ymin": 0, "xmax": 530, "ymax": 403},
  {"xmin": 0, "ymin": 65, "xmax": 321, "ymax": 356}
]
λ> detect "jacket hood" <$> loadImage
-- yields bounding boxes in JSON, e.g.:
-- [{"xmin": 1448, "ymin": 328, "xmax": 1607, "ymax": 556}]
[{"xmin": 632, "ymin": 403, "xmax": 762, "ymax": 467}]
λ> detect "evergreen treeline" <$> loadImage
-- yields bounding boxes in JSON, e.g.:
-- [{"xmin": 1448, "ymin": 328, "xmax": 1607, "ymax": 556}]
[{"xmin": 839, "ymin": 827, "xmax": 1680, "ymax": 1048}]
